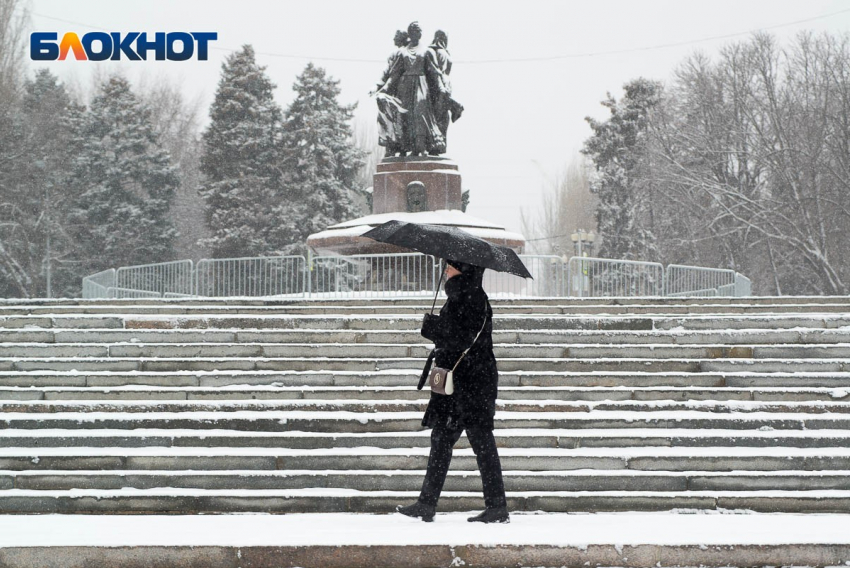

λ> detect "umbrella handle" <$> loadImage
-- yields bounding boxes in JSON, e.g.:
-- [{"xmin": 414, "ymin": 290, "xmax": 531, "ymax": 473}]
[{"xmin": 431, "ymin": 265, "xmax": 444, "ymax": 315}]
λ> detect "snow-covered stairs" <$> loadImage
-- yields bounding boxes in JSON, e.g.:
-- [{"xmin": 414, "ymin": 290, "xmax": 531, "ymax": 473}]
[{"xmin": 0, "ymin": 297, "xmax": 849, "ymax": 514}]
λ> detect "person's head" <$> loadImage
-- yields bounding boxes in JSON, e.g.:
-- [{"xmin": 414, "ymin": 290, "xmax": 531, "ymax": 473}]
[
  {"xmin": 393, "ymin": 30, "xmax": 409, "ymax": 48},
  {"xmin": 444, "ymin": 259, "xmax": 483, "ymax": 283},
  {"xmin": 432, "ymin": 30, "xmax": 448, "ymax": 49},
  {"xmin": 407, "ymin": 21, "xmax": 422, "ymax": 44},
  {"xmin": 445, "ymin": 262, "xmax": 462, "ymax": 280}
]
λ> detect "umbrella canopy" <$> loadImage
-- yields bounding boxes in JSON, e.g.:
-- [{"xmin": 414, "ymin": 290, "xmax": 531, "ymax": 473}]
[{"xmin": 362, "ymin": 220, "xmax": 533, "ymax": 279}]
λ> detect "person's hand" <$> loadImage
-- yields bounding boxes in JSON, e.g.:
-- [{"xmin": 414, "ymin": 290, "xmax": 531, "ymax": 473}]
[{"xmin": 422, "ymin": 313, "xmax": 439, "ymax": 331}]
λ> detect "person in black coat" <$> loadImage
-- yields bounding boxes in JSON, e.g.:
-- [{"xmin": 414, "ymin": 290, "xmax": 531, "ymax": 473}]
[{"xmin": 396, "ymin": 259, "xmax": 509, "ymax": 523}]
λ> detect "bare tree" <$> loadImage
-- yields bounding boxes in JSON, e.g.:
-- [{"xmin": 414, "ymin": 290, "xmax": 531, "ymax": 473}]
[
  {"xmin": 352, "ymin": 117, "xmax": 383, "ymax": 213},
  {"xmin": 137, "ymin": 74, "xmax": 210, "ymax": 261},
  {"xmin": 0, "ymin": 0, "xmax": 28, "ymax": 107},
  {"xmin": 646, "ymin": 32, "xmax": 850, "ymax": 294},
  {"xmin": 0, "ymin": 0, "xmax": 36, "ymax": 296},
  {"xmin": 522, "ymin": 154, "xmax": 597, "ymax": 256}
]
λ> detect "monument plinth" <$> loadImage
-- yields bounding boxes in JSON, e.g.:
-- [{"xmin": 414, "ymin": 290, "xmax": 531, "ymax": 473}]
[
  {"xmin": 372, "ymin": 157, "xmax": 462, "ymax": 213},
  {"xmin": 306, "ymin": 156, "xmax": 526, "ymax": 256}
]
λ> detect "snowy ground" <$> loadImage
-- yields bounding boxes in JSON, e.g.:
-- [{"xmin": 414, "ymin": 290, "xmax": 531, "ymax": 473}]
[{"xmin": 2, "ymin": 512, "xmax": 850, "ymax": 547}]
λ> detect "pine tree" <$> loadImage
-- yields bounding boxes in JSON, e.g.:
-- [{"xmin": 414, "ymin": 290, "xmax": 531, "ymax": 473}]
[
  {"xmin": 18, "ymin": 70, "xmax": 78, "ymax": 297},
  {"xmin": 199, "ymin": 45, "xmax": 289, "ymax": 258},
  {"xmin": 281, "ymin": 63, "xmax": 365, "ymax": 255},
  {"xmin": 582, "ymin": 78, "xmax": 662, "ymax": 260},
  {"xmin": 0, "ymin": 85, "xmax": 29, "ymax": 296},
  {"xmin": 0, "ymin": 69, "xmax": 79, "ymax": 297},
  {"xmin": 0, "ymin": 0, "xmax": 30, "ymax": 296},
  {"xmin": 59, "ymin": 76, "xmax": 178, "ymax": 295}
]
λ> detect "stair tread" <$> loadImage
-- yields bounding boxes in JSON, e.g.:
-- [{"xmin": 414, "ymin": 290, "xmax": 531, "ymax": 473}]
[{"xmin": 2, "ymin": 446, "xmax": 850, "ymax": 456}]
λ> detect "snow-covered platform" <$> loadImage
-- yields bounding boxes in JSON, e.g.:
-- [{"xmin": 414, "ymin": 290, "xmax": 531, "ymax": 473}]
[
  {"xmin": 1, "ymin": 512, "xmax": 849, "ymax": 567},
  {"xmin": 306, "ymin": 209, "xmax": 525, "ymax": 254}
]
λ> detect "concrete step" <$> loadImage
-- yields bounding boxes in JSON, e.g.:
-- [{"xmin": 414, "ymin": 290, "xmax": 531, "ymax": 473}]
[
  {"xmin": 2, "ymin": 446, "xmax": 850, "ymax": 472},
  {"xmin": 2, "ymin": 428, "xmax": 850, "ymax": 449},
  {"xmin": 119, "ymin": 314, "xmax": 850, "ymax": 332},
  {"xmin": 7, "ymin": 342, "xmax": 850, "ymax": 360},
  {"xmin": 0, "ymin": 488, "xmax": 847, "ymax": 514},
  {"xmin": 8, "ymin": 356, "xmax": 850, "ymax": 373},
  {"xmin": 7, "ymin": 469, "xmax": 850, "ymax": 492},
  {"xmin": 0, "ymin": 399, "xmax": 582, "ymax": 413},
  {"xmin": 26, "ymin": 328, "xmax": 850, "ymax": 345},
  {"xmin": 4, "ymin": 408, "xmax": 850, "ymax": 431},
  {"xmin": 7, "ymin": 301, "xmax": 850, "ymax": 316},
  {"xmin": 1, "ymin": 385, "xmax": 847, "ymax": 402},
  {"xmin": 2, "ymin": 399, "xmax": 849, "ymax": 415},
  {"xmin": 9, "ymin": 295, "xmax": 850, "ymax": 305},
  {"xmin": 3, "ymin": 370, "xmax": 850, "ymax": 388},
  {"xmin": 4, "ymin": 409, "xmax": 850, "ymax": 432},
  {"xmin": 7, "ymin": 305, "xmax": 850, "ymax": 323}
]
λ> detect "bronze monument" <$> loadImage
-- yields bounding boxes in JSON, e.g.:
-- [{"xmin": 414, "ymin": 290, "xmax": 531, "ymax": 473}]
[
  {"xmin": 306, "ymin": 22, "xmax": 524, "ymax": 259},
  {"xmin": 374, "ymin": 22, "xmax": 463, "ymax": 157}
]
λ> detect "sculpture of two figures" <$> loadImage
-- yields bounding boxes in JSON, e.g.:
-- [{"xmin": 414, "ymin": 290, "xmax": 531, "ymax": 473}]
[{"xmin": 373, "ymin": 22, "xmax": 464, "ymax": 157}]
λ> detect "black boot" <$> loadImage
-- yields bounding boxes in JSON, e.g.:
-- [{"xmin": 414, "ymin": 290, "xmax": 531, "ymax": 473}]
[
  {"xmin": 396, "ymin": 501, "xmax": 436, "ymax": 522},
  {"xmin": 467, "ymin": 505, "xmax": 509, "ymax": 524}
]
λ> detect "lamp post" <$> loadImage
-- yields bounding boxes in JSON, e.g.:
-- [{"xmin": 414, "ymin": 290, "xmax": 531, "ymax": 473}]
[
  {"xmin": 570, "ymin": 230, "xmax": 597, "ymax": 296},
  {"xmin": 570, "ymin": 230, "xmax": 596, "ymax": 258}
]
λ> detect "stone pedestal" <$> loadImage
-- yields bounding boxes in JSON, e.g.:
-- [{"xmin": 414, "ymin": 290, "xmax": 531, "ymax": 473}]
[
  {"xmin": 372, "ymin": 157, "xmax": 462, "ymax": 214},
  {"xmin": 306, "ymin": 155, "xmax": 526, "ymax": 256}
]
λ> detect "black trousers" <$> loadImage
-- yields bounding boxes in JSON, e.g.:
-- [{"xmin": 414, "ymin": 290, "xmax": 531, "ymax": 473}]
[{"xmin": 418, "ymin": 424, "xmax": 507, "ymax": 509}]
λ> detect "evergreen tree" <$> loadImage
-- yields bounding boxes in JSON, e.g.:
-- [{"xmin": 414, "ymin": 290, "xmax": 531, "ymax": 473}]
[
  {"xmin": 18, "ymin": 70, "xmax": 78, "ymax": 297},
  {"xmin": 582, "ymin": 78, "xmax": 662, "ymax": 260},
  {"xmin": 0, "ymin": 0, "xmax": 31, "ymax": 296},
  {"xmin": 199, "ymin": 45, "xmax": 289, "ymax": 258},
  {"xmin": 281, "ymin": 63, "xmax": 365, "ymax": 255},
  {"xmin": 0, "ymin": 70, "xmax": 78, "ymax": 297},
  {"xmin": 59, "ymin": 76, "xmax": 178, "ymax": 295},
  {"xmin": 0, "ymin": 99, "xmax": 31, "ymax": 296}
]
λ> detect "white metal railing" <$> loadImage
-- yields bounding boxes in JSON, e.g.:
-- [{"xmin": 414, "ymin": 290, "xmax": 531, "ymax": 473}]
[
  {"xmin": 568, "ymin": 257, "xmax": 664, "ymax": 298},
  {"xmin": 310, "ymin": 253, "xmax": 439, "ymax": 298},
  {"xmin": 82, "ymin": 254, "xmax": 753, "ymax": 299},
  {"xmin": 735, "ymin": 273, "xmax": 752, "ymax": 297},
  {"xmin": 82, "ymin": 268, "xmax": 116, "ymax": 299},
  {"xmin": 717, "ymin": 283, "xmax": 736, "ymax": 297},
  {"xmin": 483, "ymin": 255, "xmax": 565, "ymax": 297},
  {"xmin": 665, "ymin": 264, "xmax": 736, "ymax": 297},
  {"xmin": 117, "ymin": 260, "xmax": 194, "ymax": 297},
  {"xmin": 195, "ymin": 256, "xmax": 306, "ymax": 297}
]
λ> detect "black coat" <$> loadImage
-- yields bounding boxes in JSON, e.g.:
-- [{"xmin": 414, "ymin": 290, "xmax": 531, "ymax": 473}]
[{"xmin": 419, "ymin": 267, "xmax": 498, "ymax": 430}]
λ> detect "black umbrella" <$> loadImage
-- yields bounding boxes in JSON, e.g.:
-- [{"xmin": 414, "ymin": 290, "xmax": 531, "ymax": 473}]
[{"xmin": 362, "ymin": 220, "xmax": 533, "ymax": 279}]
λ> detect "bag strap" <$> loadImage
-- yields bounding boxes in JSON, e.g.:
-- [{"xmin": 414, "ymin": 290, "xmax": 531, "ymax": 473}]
[{"xmin": 450, "ymin": 300, "xmax": 488, "ymax": 372}]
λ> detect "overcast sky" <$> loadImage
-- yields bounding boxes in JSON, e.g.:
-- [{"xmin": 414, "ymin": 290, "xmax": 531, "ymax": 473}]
[{"xmin": 22, "ymin": 0, "xmax": 850, "ymax": 239}]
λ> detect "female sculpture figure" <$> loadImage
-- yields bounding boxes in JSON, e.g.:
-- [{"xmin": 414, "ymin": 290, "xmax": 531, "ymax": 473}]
[
  {"xmin": 376, "ymin": 22, "xmax": 444, "ymax": 156},
  {"xmin": 374, "ymin": 30, "xmax": 410, "ymax": 156},
  {"xmin": 427, "ymin": 30, "xmax": 463, "ymax": 144}
]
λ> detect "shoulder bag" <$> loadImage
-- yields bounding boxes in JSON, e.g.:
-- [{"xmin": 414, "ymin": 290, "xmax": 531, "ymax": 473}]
[{"xmin": 426, "ymin": 303, "xmax": 488, "ymax": 396}]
